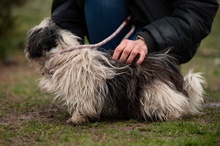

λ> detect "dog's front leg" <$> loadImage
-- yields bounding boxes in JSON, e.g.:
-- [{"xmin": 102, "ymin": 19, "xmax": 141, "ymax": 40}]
[
  {"xmin": 67, "ymin": 112, "xmax": 89, "ymax": 125},
  {"xmin": 66, "ymin": 104, "xmax": 101, "ymax": 125}
]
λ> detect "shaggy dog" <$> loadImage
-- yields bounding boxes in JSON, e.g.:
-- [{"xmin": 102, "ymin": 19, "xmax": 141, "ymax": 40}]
[{"xmin": 24, "ymin": 18, "xmax": 205, "ymax": 125}]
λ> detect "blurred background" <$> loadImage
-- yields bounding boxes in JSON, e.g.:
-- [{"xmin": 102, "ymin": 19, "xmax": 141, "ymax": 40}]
[
  {"xmin": 0, "ymin": 0, "xmax": 52, "ymax": 64},
  {"xmin": 0, "ymin": 0, "xmax": 219, "ymax": 102}
]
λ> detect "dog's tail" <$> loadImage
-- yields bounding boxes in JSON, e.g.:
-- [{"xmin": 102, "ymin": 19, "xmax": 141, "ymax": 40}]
[{"xmin": 184, "ymin": 70, "xmax": 205, "ymax": 114}]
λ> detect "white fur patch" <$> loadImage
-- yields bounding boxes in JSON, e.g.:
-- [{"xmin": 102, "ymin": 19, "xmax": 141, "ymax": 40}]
[
  {"xmin": 184, "ymin": 70, "xmax": 205, "ymax": 114},
  {"xmin": 140, "ymin": 80, "xmax": 189, "ymax": 121},
  {"xmin": 39, "ymin": 49, "xmax": 118, "ymax": 120}
]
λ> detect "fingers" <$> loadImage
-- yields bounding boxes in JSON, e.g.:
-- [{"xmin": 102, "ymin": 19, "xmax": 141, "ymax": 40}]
[
  {"xmin": 125, "ymin": 46, "xmax": 139, "ymax": 64},
  {"xmin": 112, "ymin": 39, "xmax": 130, "ymax": 62},
  {"xmin": 112, "ymin": 39, "xmax": 148, "ymax": 65},
  {"xmin": 136, "ymin": 50, "xmax": 146, "ymax": 65}
]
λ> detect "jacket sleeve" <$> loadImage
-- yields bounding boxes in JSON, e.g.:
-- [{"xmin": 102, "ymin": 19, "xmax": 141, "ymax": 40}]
[
  {"xmin": 137, "ymin": 0, "xmax": 219, "ymax": 64},
  {"xmin": 51, "ymin": 0, "xmax": 87, "ymax": 43}
]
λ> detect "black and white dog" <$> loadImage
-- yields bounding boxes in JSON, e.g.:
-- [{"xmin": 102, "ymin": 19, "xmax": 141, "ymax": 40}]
[{"xmin": 25, "ymin": 18, "xmax": 205, "ymax": 124}]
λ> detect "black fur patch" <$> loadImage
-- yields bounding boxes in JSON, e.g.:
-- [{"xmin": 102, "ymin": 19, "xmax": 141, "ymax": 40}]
[
  {"xmin": 25, "ymin": 24, "xmax": 62, "ymax": 58},
  {"xmin": 103, "ymin": 51, "xmax": 185, "ymax": 119}
]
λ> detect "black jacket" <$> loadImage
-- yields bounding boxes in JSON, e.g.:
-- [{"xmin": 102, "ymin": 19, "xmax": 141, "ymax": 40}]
[{"xmin": 52, "ymin": 0, "xmax": 219, "ymax": 64}]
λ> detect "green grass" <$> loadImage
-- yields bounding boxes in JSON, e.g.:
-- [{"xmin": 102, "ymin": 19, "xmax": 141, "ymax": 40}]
[
  {"xmin": 0, "ymin": 0, "xmax": 220, "ymax": 146},
  {"xmin": 1, "ymin": 116, "xmax": 219, "ymax": 146}
]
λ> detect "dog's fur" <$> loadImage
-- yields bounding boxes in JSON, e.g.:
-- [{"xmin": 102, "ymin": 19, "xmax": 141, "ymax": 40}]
[{"xmin": 24, "ymin": 18, "xmax": 205, "ymax": 124}]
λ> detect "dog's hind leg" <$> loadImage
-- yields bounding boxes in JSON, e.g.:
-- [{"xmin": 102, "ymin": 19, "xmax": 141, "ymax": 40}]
[{"xmin": 139, "ymin": 80, "xmax": 189, "ymax": 121}]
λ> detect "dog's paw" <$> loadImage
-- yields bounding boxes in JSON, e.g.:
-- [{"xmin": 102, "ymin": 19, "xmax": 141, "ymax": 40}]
[{"xmin": 66, "ymin": 115, "xmax": 88, "ymax": 125}]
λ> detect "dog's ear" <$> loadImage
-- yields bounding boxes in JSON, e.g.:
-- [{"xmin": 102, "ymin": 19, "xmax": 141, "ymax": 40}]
[{"xmin": 25, "ymin": 22, "xmax": 62, "ymax": 59}]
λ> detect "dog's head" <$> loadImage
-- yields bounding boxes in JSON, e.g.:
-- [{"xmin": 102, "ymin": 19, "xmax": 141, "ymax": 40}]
[{"xmin": 24, "ymin": 18, "xmax": 80, "ymax": 61}]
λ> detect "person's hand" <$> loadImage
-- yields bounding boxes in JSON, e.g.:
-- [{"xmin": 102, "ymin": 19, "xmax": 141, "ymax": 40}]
[{"xmin": 112, "ymin": 39, "xmax": 148, "ymax": 65}]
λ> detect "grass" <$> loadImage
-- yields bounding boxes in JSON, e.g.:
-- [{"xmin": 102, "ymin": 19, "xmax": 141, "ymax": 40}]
[
  {"xmin": 1, "ymin": 115, "xmax": 219, "ymax": 146},
  {"xmin": 0, "ymin": 0, "xmax": 220, "ymax": 146}
]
